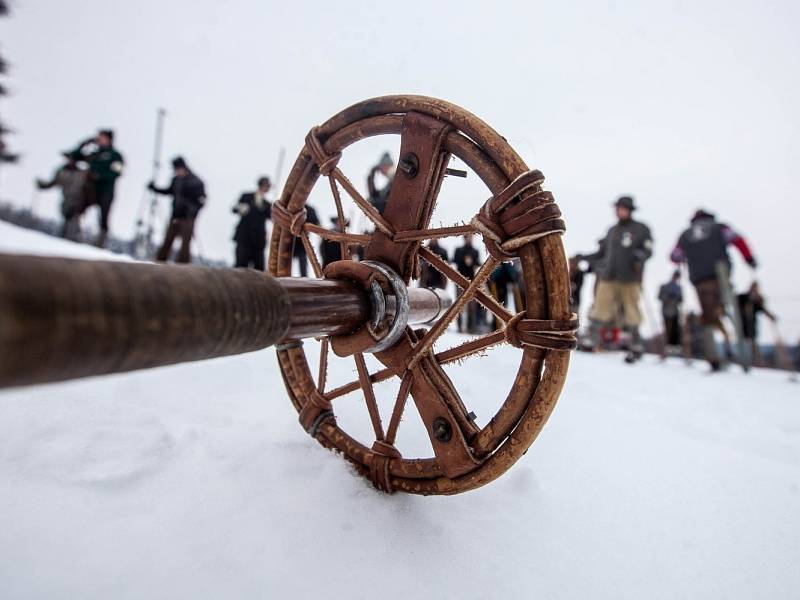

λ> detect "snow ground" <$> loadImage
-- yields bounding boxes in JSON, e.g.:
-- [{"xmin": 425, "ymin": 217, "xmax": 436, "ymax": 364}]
[{"xmin": 0, "ymin": 222, "xmax": 799, "ymax": 599}]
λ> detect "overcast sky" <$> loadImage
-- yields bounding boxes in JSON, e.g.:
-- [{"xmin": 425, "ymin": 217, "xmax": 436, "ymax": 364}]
[{"xmin": 1, "ymin": 0, "xmax": 798, "ymax": 340}]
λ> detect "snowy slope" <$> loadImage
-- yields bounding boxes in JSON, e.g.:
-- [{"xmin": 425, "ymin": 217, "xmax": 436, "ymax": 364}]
[{"xmin": 0, "ymin": 223, "xmax": 799, "ymax": 599}]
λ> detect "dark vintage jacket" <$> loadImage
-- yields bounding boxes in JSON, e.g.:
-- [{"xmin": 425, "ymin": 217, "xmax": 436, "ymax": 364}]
[
  {"xmin": 584, "ymin": 218, "xmax": 652, "ymax": 283},
  {"xmin": 233, "ymin": 192, "xmax": 271, "ymax": 247},
  {"xmin": 151, "ymin": 173, "xmax": 207, "ymax": 220}
]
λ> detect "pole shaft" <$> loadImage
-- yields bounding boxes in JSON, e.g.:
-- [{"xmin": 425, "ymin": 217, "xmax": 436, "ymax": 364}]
[{"xmin": 0, "ymin": 255, "xmax": 293, "ymax": 388}]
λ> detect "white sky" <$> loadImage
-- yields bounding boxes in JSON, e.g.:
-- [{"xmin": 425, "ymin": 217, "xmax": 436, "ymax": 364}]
[{"xmin": 1, "ymin": 0, "xmax": 798, "ymax": 341}]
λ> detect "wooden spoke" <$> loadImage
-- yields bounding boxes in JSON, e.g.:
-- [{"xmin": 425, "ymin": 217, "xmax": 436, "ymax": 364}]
[
  {"xmin": 393, "ymin": 224, "xmax": 475, "ymax": 243},
  {"xmin": 317, "ymin": 338, "xmax": 329, "ymax": 393},
  {"xmin": 419, "ymin": 246, "xmax": 512, "ymax": 324},
  {"xmin": 329, "ymin": 168, "xmax": 395, "ymax": 236},
  {"xmin": 354, "ymin": 352, "xmax": 385, "ymax": 441},
  {"xmin": 406, "ymin": 256, "xmax": 499, "ymax": 370},
  {"xmin": 304, "ymin": 223, "xmax": 370, "ymax": 245},
  {"xmin": 300, "ymin": 230, "xmax": 323, "ymax": 278},
  {"xmin": 327, "ymin": 177, "xmax": 349, "ymax": 260},
  {"xmin": 433, "ymin": 330, "xmax": 507, "ymax": 364},
  {"xmin": 384, "ymin": 371, "xmax": 413, "ymax": 446},
  {"xmin": 325, "ymin": 368, "xmax": 394, "ymax": 401}
]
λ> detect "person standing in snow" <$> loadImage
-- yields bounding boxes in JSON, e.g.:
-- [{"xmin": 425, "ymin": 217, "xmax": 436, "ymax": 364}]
[
  {"xmin": 737, "ymin": 282, "xmax": 776, "ymax": 367},
  {"xmin": 73, "ymin": 129, "xmax": 124, "ymax": 247},
  {"xmin": 453, "ymin": 233, "xmax": 482, "ymax": 333},
  {"xmin": 319, "ymin": 216, "xmax": 350, "ymax": 267},
  {"xmin": 419, "ymin": 239, "xmax": 449, "ymax": 290},
  {"xmin": 581, "ymin": 196, "xmax": 653, "ymax": 362},
  {"xmin": 232, "ymin": 176, "xmax": 272, "ymax": 271},
  {"xmin": 291, "ymin": 203, "xmax": 319, "ymax": 277},
  {"xmin": 489, "ymin": 261, "xmax": 518, "ymax": 329},
  {"xmin": 367, "ymin": 152, "xmax": 394, "ymax": 215},
  {"xmin": 658, "ymin": 270, "xmax": 683, "ymax": 355},
  {"xmin": 149, "ymin": 156, "xmax": 206, "ymax": 264},
  {"xmin": 36, "ymin": 150, "xmax": 90, "ymax": 241},
  {"xmin": 568, "ymin": 255, "xmax": 590, "ymax": 315},
  {"xmin": 670, "ymin": 209, "xmax": 758, "ymax": 371}
]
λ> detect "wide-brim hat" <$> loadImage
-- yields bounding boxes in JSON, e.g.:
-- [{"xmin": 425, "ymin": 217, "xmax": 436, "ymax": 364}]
[{"xmin": 613, "ymin": 196, "xmax": 636, "ymax": 211}]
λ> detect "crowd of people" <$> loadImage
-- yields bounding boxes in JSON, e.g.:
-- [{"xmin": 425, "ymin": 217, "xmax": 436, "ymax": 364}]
[
  {"xmin": 570, "ymin": 196, "xmax": 782, "ymax": 372},
  {"xmin": 33, "ymin": 130, "xmax": 790, "ymax": 373}
]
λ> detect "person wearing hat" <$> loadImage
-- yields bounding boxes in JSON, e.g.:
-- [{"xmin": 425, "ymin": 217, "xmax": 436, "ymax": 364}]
[
  {"xmin": 581, "ymin": 196, "xmax": 653, "ymax": 362},
  {"xmin": 367, "ymin": 152, "xmax": 395, "ymax": 215},
  {"xmin": 36, "ymin": 150, "xmax": 91, "ymax": 241},
  {"xmin": 148, "ymin": 156, "xmax": 206, "ymax": 263},
  {"xmin": 74, "ymin": 129, "xmax": 124, "ymax": 247},
  {"xmin": 671, "ymin": 209, "xmax": 757, "ymax": 371},
  {"xmin": 232, "ymin": 176, "xmax": 272, "ymax": 270}
]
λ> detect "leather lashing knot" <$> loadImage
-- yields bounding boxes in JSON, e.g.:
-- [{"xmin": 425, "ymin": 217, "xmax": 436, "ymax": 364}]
[
  {"xmin": 305, "ymin": 126, "xmax": 342, "ymax": 176},
  {"xmin": 471, "ymin": 169, "xmax": 566, "ymax": 258},
  {"xmin": 369, "ymin": 440, "xmax": 401, "ymax": 493},
  {"xmin": 504, "ymin": 312, "xmax": 579, "ymax": 351},
  {"xmin": 299, "ymin": 390, "xmax": 335, "ymax": 436},
  {"xmin": 272, "ymin": 203, "xmax": 307, "ymax": 236}
]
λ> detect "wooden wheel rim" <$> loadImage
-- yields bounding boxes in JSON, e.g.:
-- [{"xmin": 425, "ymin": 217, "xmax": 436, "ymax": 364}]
[{"xmin": 269, "ymin": 95, "xmax": 571, "ymax": 495}]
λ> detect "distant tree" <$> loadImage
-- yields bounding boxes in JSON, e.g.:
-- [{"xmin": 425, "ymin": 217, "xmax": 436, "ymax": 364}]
[{"xmin": 0, "ymin": 0, "xmax": 18, "ymax": 165}]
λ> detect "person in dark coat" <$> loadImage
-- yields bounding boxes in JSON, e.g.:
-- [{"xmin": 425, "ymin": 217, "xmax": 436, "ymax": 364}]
[
  {"xmin": 36, "ymin": 150, "xmax": 90, "ymax": 241},
  {"xmin": 319, "ymin": 216, "xmax": 349, "ymax": 267},
  {"xmin": 737, "ymin": 282, "xmax": 776, "ymax": 366},
  {"xmin": 149, "ymin": 156, "xmax": 206, "ymax": 264},
  {"xmin": 233, "ymin": 176, "xmax": 272, "ymax": 270},
  {"xmin": 293, "ymin": 204, "xmax": 319, "ymax": 276},
  {"xmin": 73, "ymin": 129, "xmax": 124, "ymax": 247},
  {"xmin": 419, "ymin": 239, "xmax": 449, "ymax": 290},
  {"xmin": 367, "ymin": 152, "xmax": 394, "ymax": 215},
  {"xmin": 568, "ymin": 255, "xmax": 589, "ymax": 315},
  {"xmin": 671, "ymin": 209, "xmax": 757, "ymax": 370},
  {"xmin": 453, "ymin": 233, "xmax": 482, "ymax": 333},
  {"xmin": 489, "ymin": 261, "xmax": 518, "ymax": 329},
  {"xmin": 581, "ymin": 196, "xmax": 652, "ymax": 361},
  {"xmin": 658, "ymin": 270, "xmax": 683, "ymax": 352}
]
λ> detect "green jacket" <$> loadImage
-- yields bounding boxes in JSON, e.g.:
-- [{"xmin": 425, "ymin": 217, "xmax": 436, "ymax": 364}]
[{"xmin": 77, "ymin": 140, "xmax": 124, "ymax": 187}]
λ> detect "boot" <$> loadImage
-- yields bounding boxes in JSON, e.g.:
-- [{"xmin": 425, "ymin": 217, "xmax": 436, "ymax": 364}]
[{"xmin": 624, "ymin": 326, "xmax": 644, "ymax": 363}]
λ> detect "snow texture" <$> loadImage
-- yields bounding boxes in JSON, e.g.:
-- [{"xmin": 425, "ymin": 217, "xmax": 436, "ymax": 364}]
[{"xmin": 0, "ymin": 221, "xmax": 799, "ymax": 599}]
